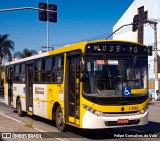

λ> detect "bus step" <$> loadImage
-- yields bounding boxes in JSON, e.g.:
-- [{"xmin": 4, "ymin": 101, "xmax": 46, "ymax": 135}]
[{"xmin": 27, "ymin": 111, "xmax": 33, "ymax": 116}]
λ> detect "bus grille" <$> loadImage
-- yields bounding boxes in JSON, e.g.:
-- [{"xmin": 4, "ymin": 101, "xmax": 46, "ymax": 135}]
[
  {"xmin": 105, "ymin": 119, "xmax": 140, "ymax": 126},
  {"xmin": 102, "ymin": 111, "xmax": 139, "ymax": 117}
]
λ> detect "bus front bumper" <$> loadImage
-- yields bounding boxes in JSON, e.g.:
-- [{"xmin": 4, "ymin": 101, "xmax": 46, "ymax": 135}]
[{"xmin": 82, "ymin": 110, "xmax": 148, "ymax": 129}]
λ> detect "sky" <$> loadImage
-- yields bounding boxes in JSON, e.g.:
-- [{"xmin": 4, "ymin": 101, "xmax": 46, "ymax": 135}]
[{"xmin": 0, "ymin": 0, "xmax": 133, "ymax": 53}]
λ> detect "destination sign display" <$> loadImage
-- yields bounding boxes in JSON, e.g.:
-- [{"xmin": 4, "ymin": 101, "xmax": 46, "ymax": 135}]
[{"xmin": 85, "ymin": 42, "xmax": 148, "ymax": 55}]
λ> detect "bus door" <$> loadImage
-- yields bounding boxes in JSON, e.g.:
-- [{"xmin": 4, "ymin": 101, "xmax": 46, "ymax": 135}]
[
  {"xmin": 66, "ymin": 54, "xmax": 81, "ymax": 125},
  {"xmin": 26, "ymin": 64, "xmax": 33, "ymax": 112},
  {"xmin": 8, "ymin": 67, "xmax": 13, "ymax": 106}
]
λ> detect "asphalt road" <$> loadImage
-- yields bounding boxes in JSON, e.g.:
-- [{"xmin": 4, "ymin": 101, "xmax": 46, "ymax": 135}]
[{"xmin": 0, "ymin": 97, "xmax": 160, "ymax": 141}]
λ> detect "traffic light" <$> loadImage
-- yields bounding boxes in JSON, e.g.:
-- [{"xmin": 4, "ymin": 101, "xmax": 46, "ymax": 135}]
[
  {"xmin": 38, "ymin": 2, "xmax": 47, "ymax": 21},
  {"xmin": 48, "ymin": 4, "xmax": 57, "ymax": 23},
  {"xmin": 132, "ymin": 15, "xmax": 138, "ymax": 32}
]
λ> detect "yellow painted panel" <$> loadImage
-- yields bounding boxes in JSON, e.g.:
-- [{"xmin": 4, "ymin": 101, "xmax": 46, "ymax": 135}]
[
  {"xmin": 92, "ymin": 100, "xmax": 148, "ymax": 113},
  {"xmin": 46, "ymin": 83, "xmax": 65, "ymax": 120},
  {"xmin": 46, "ymin": 54, "xmax": 67, "ymax": 121},
  {"xmin": 81, "ymin": 96, "xmax": 148, "ymax": 114},
  {"xmin": 131, "ymin": 89, "xmax": 147, "ymax": 94},
  {"xmin": 76, "ymin": 119, "xmax": 80, "ymax": 125},
  {"xmin": 69, "ymin": 116, "xmax": 75, "ymax": 123}
]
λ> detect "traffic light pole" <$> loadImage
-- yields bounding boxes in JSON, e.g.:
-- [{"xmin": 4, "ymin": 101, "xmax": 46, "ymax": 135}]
[
  {"xmin": 0, "ymin": 6, "xmax": 56, "ymax": 52},
  {"xmin": 0, "ymin": 7, "xmax": 53, "ymax": 13},
  {"xmin": 147, "ymin": 20, "xmax": 158, "ymax": 100},
  {"xmin": 106, "ymin": 23, "xmax": 133, "ymax": 39}
]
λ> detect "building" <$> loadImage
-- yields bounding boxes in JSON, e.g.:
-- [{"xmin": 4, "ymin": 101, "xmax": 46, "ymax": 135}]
[{"xmin": 113, "ymin": 0, "xmax": 160, "ymax": 99}]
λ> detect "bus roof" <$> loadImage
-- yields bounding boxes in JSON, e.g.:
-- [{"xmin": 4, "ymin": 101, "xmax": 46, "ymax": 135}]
[{"xmin": 5, "ymin": 40, "xmax": 146, "ymax": 66}]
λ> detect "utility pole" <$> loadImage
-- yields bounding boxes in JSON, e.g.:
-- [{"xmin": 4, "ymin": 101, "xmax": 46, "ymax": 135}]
[
  {"xmin": 147, "ymin": 20, "xmax": 158, "ymax": 100},
  {"xmin": 47, "ymin": 0, "xmax": 49, "ymax": 52}
]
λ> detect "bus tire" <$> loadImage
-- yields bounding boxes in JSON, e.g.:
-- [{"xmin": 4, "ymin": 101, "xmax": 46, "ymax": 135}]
[
  {"xmin": 55, "ymin": 106, "xmax": 67, "ymax": 132},
  {"xmin": 17, "ymin": 99, "xmax": 24, "ymax": 117}
]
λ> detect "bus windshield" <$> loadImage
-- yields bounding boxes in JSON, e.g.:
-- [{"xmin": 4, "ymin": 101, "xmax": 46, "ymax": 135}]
[{"xmin": 82, "ymin": 57, "xmax": 148, "ymax": 97}]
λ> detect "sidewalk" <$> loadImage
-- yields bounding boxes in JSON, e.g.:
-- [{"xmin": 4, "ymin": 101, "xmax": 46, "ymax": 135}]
[
  {"xmin": 0, "ymin": 113, "xmax": 39, "ymax": 141},
  {"xmin": 0, "ymin": 113, "xmax": 55, "ymax": 141}
]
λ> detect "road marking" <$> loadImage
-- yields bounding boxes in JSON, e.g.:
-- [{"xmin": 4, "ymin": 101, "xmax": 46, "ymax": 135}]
[
  {"xmin": 56, "ymin": 138, "xmax": 67, "ymax": 141},
  {"xmin": 32, "ymin": 127, "xmax": 44, "ymax": 132},
  {"xmin": 0, "ymin": 112, "xmax": 21, "ymax": 123},
  {"xmin": 0, "ymin": 112, "xmax": 66, "ymax": 141}
]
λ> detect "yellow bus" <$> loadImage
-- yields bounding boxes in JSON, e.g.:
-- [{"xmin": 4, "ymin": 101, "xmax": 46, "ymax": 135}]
[{"xmin": 4, "ymin": 40, "xmax": 152, "ymax": 131}]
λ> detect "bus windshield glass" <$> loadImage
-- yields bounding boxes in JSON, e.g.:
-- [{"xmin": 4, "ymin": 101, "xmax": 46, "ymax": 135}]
[{"xmin": 82, "ymin": 57, "xmax": 148, "ymax": 97}]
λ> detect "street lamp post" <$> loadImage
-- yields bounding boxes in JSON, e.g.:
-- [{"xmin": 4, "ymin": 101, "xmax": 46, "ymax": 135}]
[{"xmin": 147, "ymin": 20, "xmax": 158, "ymax": 100}]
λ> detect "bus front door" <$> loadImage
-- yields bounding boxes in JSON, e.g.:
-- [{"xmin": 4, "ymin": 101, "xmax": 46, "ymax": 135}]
[
  {"xmin": 66, "ymin": 55, "xmax": 80, "ymax": 126},
  {"xmin": 26, "ymin": 64, "xmax": 33, "ymax": 112},
  {"xmin": 8, "ymin": 67, "xmax": 13, "ymax": 106}
]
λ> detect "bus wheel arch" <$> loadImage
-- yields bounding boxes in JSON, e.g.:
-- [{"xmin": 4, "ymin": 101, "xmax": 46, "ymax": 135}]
[
  {"xmin": 52, "ymin": 102, "xmax": 68, "ymax": 132},
  {"xmin": 52, "ymin": 102, "xmax": 60, "ymax": 120}
]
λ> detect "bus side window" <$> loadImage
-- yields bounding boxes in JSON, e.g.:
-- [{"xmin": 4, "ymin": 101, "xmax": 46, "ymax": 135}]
[
  {"xmin": 41, "ymin": 57, "xmax": 51, "ymax": 83},
  {"xmin": 52, "ymin": 55, "xmax": 64, "ymax": 83},
  {"xmin": 34, "ymin": 60, "xmax": 41, "ymax": 83},
  {"xmin": 19, "ymin": 64, "xmax": 25, "ymax": 83},
  {"xmin": 14, "ymin": 64, "xmax": 19, "ymax": 83}
]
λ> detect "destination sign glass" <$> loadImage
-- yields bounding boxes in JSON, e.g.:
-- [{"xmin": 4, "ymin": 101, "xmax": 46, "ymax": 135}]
[{"xmin": 85, "ymin": 42, "xmax": 148, "ymax": 55}]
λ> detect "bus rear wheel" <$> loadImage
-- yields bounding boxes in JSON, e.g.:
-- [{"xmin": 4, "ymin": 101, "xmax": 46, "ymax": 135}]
[
  {"xmin": 55, "ymin": 106, "xmax": 67, "ymax": 132},
  {"xmin": 17, "ymin": 99, "xmax": 24, "ymax": 117}
]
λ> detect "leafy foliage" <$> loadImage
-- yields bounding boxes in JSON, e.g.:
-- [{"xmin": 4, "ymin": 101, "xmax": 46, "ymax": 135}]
[
  {"xmin": 13, "ymin": 48, "xmax": 37, "ymax": 59},
  {"xmin": 0, "ymin": 34, "xmax": 14, "ymax": 60}
]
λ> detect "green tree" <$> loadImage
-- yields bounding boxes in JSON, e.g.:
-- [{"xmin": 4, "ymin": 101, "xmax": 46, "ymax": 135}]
[
  {"xmin": 0, "ymin": 34, "xmax": 14, "ymax": 86},
  {"xmin": 13, "ymin": 48, "xmax": 37, "ymax": 59}
]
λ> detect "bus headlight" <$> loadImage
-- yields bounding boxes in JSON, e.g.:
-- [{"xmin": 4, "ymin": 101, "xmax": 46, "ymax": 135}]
[
  {"xmin": 138, "ymin": 106, "xmax": 148, "ymax": 114},
  {"xmin": 82, "ymin": 104, "xmax": 102, "ymax": 116}
]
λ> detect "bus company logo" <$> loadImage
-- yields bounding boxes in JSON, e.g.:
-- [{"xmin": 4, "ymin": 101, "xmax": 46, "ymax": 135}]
[
  {"xmin": 2, "ymin": 133, "xmax": 11, "ymax": 138},
  {"xmin": 35, "ymin": 87, "xmax": 44, "ymax": 94},
  {"xmin": 121, "ymin": 107, "xmax": 125, "ymax": 111}
]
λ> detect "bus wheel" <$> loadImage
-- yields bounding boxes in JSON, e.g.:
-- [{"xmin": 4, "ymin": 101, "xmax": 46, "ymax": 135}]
[
  {"xmin": 17, "ymin": 99, "xmax": 24, "ymax": 117},
  {"xmin": 55, "ymin": 106, "xmax": 67, "ymax": 132}
]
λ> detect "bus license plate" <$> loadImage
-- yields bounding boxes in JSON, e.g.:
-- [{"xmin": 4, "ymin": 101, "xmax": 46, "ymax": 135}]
[{"xmin": 118, "ymin": 119, "xmax": 129, "ymax": 124}]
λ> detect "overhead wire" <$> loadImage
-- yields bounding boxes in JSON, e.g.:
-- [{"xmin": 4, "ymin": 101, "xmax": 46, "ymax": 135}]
[{"xmin": 55, "ymin": 19, "xmax": 160, "ymax": 48}]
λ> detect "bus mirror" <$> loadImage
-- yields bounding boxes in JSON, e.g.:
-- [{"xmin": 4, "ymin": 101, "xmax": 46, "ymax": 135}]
[{"xmin": 80, "ymin": 61, "xmax": 85, "ymax": 72}]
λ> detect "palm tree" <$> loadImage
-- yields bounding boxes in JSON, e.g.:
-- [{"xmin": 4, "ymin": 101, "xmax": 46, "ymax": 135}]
[
  {"xmin": 0, "ymin": 34, "xmax": 14, "ymax": 59},
  {"xmin": 13, "ymin": 51, "xmax": 22, "ymax": 59},
  {"xmin": 0, "ymin": 34, "xmax": 14, "ymax": 86},
  {"xmin": 13, "ymin": 48, "xmax": 37, "ymax": 59}
]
